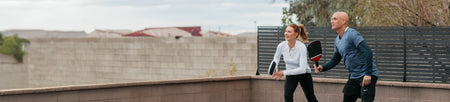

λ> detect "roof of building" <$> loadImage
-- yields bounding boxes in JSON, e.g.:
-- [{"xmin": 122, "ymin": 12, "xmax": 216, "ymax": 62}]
[
  {"xmin": 125, "ymin": 26, "xmax": 202, "ymax": 37},
  {"xmin": 200, "ymin": 30, "xmax": 233, "ymax": 37},
  {"xmin": 176, "ymin": 27, "xmax": 202, "ymax": 36},
  {"xmin": 122, "ymin": 31, "xmax": 154, "ymax": 37},
  {"xmin": 1, "ymin": 29, "xmax": 87, "ymax": 38},
  {"xmin": 89, "ymin": 29, "xmax": 133, "ymax": 37}
]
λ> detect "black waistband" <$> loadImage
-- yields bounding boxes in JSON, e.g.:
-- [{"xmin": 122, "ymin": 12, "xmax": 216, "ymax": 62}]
[{"xmin": 286, "ymin": 73, "xmax": 311, "ymax": 77}]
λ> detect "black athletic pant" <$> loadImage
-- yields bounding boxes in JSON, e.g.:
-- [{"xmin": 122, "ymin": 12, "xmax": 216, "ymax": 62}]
[
  {"xmin": 284, "ymin": 73, "xmax": 318, "ymax": 102},
  {"xmin": 343, "ymin": 75, "xmax": 378, "ymax": 102}
]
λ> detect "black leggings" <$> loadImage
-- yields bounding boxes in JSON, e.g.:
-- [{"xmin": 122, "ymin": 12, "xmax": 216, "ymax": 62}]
[
  {"xmin": 284, "ymin": 73, "xmax": 318, "ymax": 102},
  {"xmin": 343, "ymin": 75, "xmax": 378, "ymax": 102}
]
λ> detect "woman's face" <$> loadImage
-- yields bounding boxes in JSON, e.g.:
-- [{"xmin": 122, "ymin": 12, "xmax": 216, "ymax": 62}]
[{"xmin": 284, "ymin": 26, "xmax": 298, "ymax": 41}]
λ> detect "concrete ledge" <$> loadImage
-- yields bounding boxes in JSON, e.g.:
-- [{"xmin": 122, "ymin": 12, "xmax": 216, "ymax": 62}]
[
  {"xmin": 0, "ymin": 75, "xmax": 252, "ymax": 95},
  {"xmin": 1, "ymin": 75, "xmax": 448, "ymax": 96},
  {"xmin": 251, "ymin": 75, "xmax": 450, "ymax": 89},
  {"xmin": 0, "ymin": 75, "xmax": 448, "ymax": 102}
]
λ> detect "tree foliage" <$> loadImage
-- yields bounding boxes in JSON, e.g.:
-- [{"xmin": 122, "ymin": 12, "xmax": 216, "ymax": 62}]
[
  {"xmin": 282, "ymin": 0, "xmax": 358, "ymax": 26},
  {"xmin": 0, "ymin": 34, "xmax": 29, "ymax": 62},
  {"xmin": 0, "ymin": 33, "xmax": 3, "ymax": 45},
  {"xmin": 354, "ymin": 0, "xmax": 450, "ymax": 26},
  {"xmin": 282, "ymin": 0, "xmax": 450, "ymax": 26}
]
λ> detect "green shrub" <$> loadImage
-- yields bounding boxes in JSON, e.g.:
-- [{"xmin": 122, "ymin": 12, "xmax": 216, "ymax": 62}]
[
  {"xmin": 0, "ymin": 34, "xmax": 29, "ymax": 62},
  {"xmin": 0, "ymin": 33, "xmax": 3, "ymax": 45}
]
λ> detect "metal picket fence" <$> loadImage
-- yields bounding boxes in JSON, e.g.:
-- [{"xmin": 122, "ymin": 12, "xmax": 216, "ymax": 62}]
[{"xmin": 257, "ymin": 26, "xmax": 450, "ymax": 83}]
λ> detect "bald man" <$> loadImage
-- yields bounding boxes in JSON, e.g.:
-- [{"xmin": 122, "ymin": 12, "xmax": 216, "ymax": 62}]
[{"xmin": 314, "ymin": 12, "xmax": 379, "ymax": 102}]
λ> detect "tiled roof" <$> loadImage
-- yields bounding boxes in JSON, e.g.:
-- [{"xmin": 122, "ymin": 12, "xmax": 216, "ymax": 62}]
[
  {"xmin": 176, "ymin": 27, "xmax": 202, "ymax": 36},
  {"xmin": 122, "ymin": 31, "xmax": 154, "ymax": 37}
]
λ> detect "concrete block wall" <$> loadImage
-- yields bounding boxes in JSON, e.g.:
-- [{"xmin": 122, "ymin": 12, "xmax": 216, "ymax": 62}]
[
  {"xmin": 0, "ymin": 54, "xmax": 17, "ymax": 64},
  {"xmin": 0, "ymin": 63, "xmax": 28, "ymax": 90},
  {"xmin": 0, "ymin": 54, "xmax": 28, "ymax": 90},
  {"xmin": 26, "ymin": 37, "xmax": 257, "ymax": 88}
]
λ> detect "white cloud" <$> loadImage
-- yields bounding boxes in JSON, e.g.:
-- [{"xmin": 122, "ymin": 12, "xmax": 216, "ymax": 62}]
[
  {"xmin": 264, "ymin": 3, "xmax": 289, "ymax": 8},
  {"xmin": 220, "ymin": 2, "xmax": 234, "ymax": 7},
  {"xmin": 240, "ymin": 12, "xmax": 282, "ymax": 18},
  {"xmin": 155, "ymin": 4, "xmax": 171, "ymax": 9}
]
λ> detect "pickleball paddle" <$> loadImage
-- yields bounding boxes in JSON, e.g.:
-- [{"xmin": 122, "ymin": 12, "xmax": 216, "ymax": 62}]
[
  {"xmin": 308, "ymin": 41, "xmax": 322, "ymax": 67},
  {"xmin": 268, "ymin": 61, "xmax": 276, "ymax": 75}
]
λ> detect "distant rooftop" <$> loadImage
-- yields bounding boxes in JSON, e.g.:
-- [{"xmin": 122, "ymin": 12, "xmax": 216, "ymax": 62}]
[
  {"xmin": 89, "ymin": 29, "xmax": 133, "ymax": 38},
  {"xmin": 124, "ymin": 26, "xmax": 202, "ymax": 37},
  {"xmin": 2, "ymin": 29, "xmax": 87, "ymax": 38}
]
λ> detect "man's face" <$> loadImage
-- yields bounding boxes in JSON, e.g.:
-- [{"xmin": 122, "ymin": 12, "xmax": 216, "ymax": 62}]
[{"xmin": 331, "ymin": 13, "xmax": 343, "ymax": 31}]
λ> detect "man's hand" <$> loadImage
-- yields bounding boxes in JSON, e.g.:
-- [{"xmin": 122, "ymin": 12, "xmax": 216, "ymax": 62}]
[
  {"xmin": 362, "ymin": 75, "xmax": 372, "ymax": 86},
  {"xmin": 314, "ymin": 65, "xmax": 323, "ymax": 73}
]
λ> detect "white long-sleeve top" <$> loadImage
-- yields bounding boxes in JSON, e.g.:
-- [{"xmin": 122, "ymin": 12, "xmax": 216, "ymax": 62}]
[{"xmin": 272, "ymin": 40, "xmax": 311, "ymax": 76}]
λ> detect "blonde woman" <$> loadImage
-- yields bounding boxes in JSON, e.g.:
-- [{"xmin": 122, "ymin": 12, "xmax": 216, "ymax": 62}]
[{"xmin": 271, "ymin": 24, "xmax": 318, "ymax": 102}]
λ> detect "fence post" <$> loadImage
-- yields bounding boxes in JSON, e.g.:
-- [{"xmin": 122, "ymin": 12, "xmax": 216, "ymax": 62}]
[
  {"xmin": 323, "ymin": 27, "xmax": 327, "ymax": 78},
  {"xmin": 256, "ymin": 26, "xmax": 260, "ymax": 75},
  {"xmin": 403, "ymin": 26, "xmax": 407, "ymax": 82}
]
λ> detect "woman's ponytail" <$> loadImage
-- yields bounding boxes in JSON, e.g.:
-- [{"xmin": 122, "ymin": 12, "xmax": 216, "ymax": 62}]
[{"xmin": 298, "ymin": 24, "xmax": 308, "ymax": 43}]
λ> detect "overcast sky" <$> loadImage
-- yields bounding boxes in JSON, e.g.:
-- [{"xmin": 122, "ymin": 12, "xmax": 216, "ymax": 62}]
[{"xmin": 0, "ymin": 0, "xmax": 289, "ymax": 34}]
